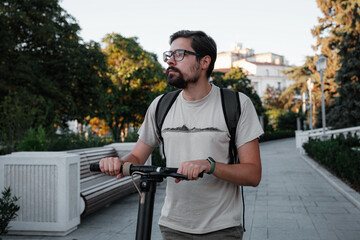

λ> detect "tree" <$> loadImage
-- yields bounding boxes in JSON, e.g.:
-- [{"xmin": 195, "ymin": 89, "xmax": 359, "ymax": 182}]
[
  {"xmin": 0, "ymin": 91, "xmax": 49, "ymax": 153},
  {"xmin": 100, "ymin": 33, "xmax": 168, "ymax": 142},
  {"xmin": 318, "ymin": 0, "xmax": 360, "ymax": 128},
  {"xmin": 0, "ymin": 0, "xmax": 110, "ymax": 152},
  {"xmin": 281, "ymin": 0, "xmax": 360, "ymax": 128},
  {"xmin": 281, "ymin": 55, "xmax": 339, "ymax": 127},
  {"xmin": 212, "ymin": 67, "xmax": 264, "ymax": 116},
  {"xmin": 262, "ymin": 86, "xmax": 285, "ymax": 110}
]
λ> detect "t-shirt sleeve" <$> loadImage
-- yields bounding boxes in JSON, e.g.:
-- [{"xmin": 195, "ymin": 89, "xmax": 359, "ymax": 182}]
[
  {"xmin": 137, "ymin": 95, "xmax": 162, "ymax": 148},
  {"xmin": 236, "ymin": 93, "xmax": 264, "ymax": 148}
]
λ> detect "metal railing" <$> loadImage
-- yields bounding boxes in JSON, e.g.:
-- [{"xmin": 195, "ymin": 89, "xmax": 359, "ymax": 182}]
[{"xmin": 296, "ymin": 126, "xmax": 360, "ymax": 154}]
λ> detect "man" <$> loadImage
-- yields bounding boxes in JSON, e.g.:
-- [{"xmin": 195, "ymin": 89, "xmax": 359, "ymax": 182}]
[{"xmin": 100, "ymin": 30, "xmax": 263, "ymax": 239}]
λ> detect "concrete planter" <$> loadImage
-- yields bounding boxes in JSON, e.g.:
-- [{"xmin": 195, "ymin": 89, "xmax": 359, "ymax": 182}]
[{"xmin": 0, "ymin": 152, "xmax": 80, "ymax": 236}]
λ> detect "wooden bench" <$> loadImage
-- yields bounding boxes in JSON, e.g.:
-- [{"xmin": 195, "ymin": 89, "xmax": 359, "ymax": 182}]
[{"xmin": 68, "ymin": 146, "xmax": 140, "ymax": 217}]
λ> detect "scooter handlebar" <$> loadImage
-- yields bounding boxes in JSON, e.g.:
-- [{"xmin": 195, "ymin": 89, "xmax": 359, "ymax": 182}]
[{"xmin": 89, "ymin": 162, "xmax": 204, "ymax": 179}]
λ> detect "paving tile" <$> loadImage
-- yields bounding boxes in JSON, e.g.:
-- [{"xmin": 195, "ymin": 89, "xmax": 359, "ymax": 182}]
[
  {"xmin": 5, "ymin": 138, "xmax": 360, "ymax": 240},
  {"xmin": 268, "ymin": 228, "xmax": 319, "ymax": 240},
  {"xmin": 335, "ymin": 230, "xmax": 360, "ymax": 240},
  {"xmin": 317, "ymin": 229, "xmax": 340, "ymax": 240},
  {"xmin": 245, "ymin": 227, "xmax": 267, "ymax": 240}
]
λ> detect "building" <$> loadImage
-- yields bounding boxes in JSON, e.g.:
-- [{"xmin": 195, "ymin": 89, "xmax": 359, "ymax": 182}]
[{"xmin": 214, "ymin": 43, "xmax": 293, "ymax": 99}]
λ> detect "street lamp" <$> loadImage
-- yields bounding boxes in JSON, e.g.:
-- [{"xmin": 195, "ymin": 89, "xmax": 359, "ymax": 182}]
[
  {"xmin": 307, "ymin": 78, "xmax": 314, "ymax": 131},
  {"xmin": 316, "ymin": 54, "xmax": 327, "ymax": 136}
]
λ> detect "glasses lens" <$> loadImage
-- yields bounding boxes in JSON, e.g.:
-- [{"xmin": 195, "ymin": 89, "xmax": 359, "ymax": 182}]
[
  {"xmin": 163, "ymin": 51, "xmax": 171, "ymax": 62},
  {"xmin": 174, "ymin": 50, "xmax": 185, "ymax": 61}
]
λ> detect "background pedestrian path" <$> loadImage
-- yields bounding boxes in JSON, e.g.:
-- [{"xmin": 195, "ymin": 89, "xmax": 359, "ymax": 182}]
[{"xmin": 4, "ymin": 138, "xmax": 360, "ymax": 240}]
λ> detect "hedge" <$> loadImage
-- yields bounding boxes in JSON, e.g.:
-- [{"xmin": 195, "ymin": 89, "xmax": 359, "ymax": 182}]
[
  {"xmin": 259, "ymin": 130, "xmax": 295, "ymax": 142},
  {"xmin": 303, "ymin": 134, "xmax": 360, "ymax": 189}
]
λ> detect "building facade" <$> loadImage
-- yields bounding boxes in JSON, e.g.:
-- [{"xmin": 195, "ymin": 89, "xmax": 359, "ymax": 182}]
[{"xmin": 214, "ymin": 43, "xmax": 293, "ymax": 99}]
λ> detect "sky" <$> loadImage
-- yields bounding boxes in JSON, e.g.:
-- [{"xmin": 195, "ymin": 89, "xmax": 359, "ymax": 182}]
[{"xmin": 60, "ymin": 0, "xmax": 323, "ymax": 67}]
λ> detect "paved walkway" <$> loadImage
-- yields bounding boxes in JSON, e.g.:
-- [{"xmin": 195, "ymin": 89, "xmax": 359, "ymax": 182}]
[{"xmin": 4, "ymin": 138, "xmax": 360, "ymax": 240}]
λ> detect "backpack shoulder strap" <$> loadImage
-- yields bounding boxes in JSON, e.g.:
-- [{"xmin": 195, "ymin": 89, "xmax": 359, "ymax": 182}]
[
  {"xmin": 220, "ymin": 88, "xmax": 246, "ymax": 232},
  {"xmin": 155, "ymin": 89, "xmax": 181, "ymax": 143},
  {"xmin": 220, "ymin": 88, "xmax": 241, "ymax": 164}
]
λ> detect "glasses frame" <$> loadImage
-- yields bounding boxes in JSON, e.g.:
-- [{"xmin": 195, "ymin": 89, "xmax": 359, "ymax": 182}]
[{"xmin": 163, "ymin": 49, "xmax": 202, "ymax": 62}]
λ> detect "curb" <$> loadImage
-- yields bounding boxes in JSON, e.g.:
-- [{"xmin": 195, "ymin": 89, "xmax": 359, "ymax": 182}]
[{"xmin": 299, "ymin": 153, "xmax": 360, "ymax": 210}]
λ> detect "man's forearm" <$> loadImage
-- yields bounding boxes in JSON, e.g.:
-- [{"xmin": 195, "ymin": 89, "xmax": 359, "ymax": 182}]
[{"xmin": 212, "ymin": 162, "xmax": 261, "ymax": 186}]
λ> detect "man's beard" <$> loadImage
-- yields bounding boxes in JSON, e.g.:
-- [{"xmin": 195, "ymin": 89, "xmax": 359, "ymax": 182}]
[{"xmin": 166, "ymin": 66, "xmax": 200, "ymax": 89}]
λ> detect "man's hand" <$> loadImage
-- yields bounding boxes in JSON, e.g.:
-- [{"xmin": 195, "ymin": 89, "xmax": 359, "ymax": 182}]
[
  {"xmin": 99, "ymin": 157, "xmax": 123, "ymax": 179},
  {"xmin": 175, "ymin": 159, "xmax": 210, "ymax": 183}
]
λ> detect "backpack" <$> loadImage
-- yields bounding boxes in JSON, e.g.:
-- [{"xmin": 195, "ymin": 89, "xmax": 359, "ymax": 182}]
[{"xmin": 154, "ymin": 87, "xmax": 247, "ymax": 231}]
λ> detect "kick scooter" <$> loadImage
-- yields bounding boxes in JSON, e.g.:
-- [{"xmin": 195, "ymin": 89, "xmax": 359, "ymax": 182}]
[{"xmin": 90, "ymin": 162, "xmax": 203, "ymax": 240}]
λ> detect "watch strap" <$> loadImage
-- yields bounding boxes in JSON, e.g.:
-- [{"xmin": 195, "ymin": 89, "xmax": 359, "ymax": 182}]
[{"xmin": 207, "ymin": 157, "xmax": 216, "ymax": 174}]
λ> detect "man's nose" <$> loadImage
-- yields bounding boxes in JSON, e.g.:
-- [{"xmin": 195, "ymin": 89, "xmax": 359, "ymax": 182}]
[{"xmin": 167, "ymin": 55, "xmax": 176, "ymax": 65}]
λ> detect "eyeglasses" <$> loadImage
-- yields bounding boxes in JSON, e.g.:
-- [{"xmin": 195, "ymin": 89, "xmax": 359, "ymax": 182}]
[{"xmin": 163, "ymin": 49, "xmax": 202, "ymax": 62}]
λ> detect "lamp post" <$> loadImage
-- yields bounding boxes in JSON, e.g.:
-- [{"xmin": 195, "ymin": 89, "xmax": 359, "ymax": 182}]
[
  {"xmin": 316, "ymin": 54, "xmax": 327, "ymax": 137},
  {"xmin": 307, "ymin": 78, "xmax": 314, "ymax": 131}
]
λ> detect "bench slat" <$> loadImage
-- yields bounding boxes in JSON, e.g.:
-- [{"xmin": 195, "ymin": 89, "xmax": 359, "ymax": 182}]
[{"xmin": 69, "ymin": 146, "xmax": 139, "ymax": 217}]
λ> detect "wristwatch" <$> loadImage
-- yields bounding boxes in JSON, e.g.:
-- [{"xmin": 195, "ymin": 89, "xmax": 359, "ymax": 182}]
[{"xmin": 206, "ymin": 157, "xmax": 216, "ymax": 174}]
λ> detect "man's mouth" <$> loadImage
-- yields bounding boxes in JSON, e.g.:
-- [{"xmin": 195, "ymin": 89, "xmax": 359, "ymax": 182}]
[{"xmin": 166, "ymin": 67, "xmax": 180, "ymax": 75}]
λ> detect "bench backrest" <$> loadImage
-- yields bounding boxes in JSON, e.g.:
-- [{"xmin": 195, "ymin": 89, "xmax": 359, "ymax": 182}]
[{"xmin": 68, "ymin": 147, "xmax": 118, "ymax": 179}]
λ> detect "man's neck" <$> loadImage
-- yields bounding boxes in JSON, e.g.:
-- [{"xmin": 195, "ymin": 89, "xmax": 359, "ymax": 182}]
[{"xmin": 182, "ymin": 78, "xmax": 212, "ymax": 101}]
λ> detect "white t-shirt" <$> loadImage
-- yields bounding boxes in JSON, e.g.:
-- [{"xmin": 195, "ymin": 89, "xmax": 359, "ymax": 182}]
[{"xmin": 138, "ymin": 84, "xmax": 263, "ymax": 234}]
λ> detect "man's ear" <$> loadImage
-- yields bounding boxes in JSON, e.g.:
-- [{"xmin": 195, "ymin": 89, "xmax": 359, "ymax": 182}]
[{"xmin": 201, "ymin": 55, "xmax": 211, "ymax": 70}]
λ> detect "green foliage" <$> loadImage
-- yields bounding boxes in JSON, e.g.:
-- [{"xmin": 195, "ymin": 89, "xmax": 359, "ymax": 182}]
[
  {"xmin": 263, "ymin": 86, "xmax": 285, "ymax": 110},
  {"xmin": 259, "ymin": 130, "xmax": 295, "ymax": 142},
  {"xmin": 211, "ymin": 68, "xmax": 264, "ymax": 116},
  {"xmin": 265, "ymin": 109, "xmax": 285, "ymax": 131},
  {"xmin": 312, "ymin": 0, "xmax": 360, "ymax": 128},
  {"xmin": 18, "ymin": 126, "xmax": 47, "ymax": 151},
  {"xmin": 303, "ymin": 134, "xmax": 360, "ymax": 188},
  {"xmin": 151, "ymin": 147, "xmax": 165, "ymax": 167},
  {"xmin": 282, "ymin": 0, "xmax": 360, "ymax": 127},
  {"xmin": 0, "ymin": 187, "xmax": 20, "ymax": 235},
  {"xmin": 16, "ymin": 129, "xmax": 112, "ymax": 152},
  {"xmin": 0, "ymin": 0, "xmax": 110, "ymax": 151},
  {"xmin": 0, "ymin": 91, "xmax": 51, "ymax": 154},
  {"xmin": 46, "ymin": 133, "xmax": 112, "ymax": 151},
  {"xmin": 100, "ymin": 33, "xmax": 168, "ymax": 142},
  {"xmin": 326, "ymin": 0, "xmax": 360, "ymax": 128},
  {"xmin": 277, "ymin": 111, "xmax": 299, "ymax": 131},
  {"xmin": 265, "ymin": 109, "xmax": 303, "ymax": 132},
  {"xmin": 281, "ymin": 56, "xmax": 338, "ymax": 118},
  {"xmin": 124, "ymin": 129, "xmax": 139, "ymax": 143}
]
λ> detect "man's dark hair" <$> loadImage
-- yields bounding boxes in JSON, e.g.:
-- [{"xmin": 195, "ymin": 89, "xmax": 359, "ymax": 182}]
[{"xmin": 169, "ymin": 30, "xmax": 217, "ymax": 78}]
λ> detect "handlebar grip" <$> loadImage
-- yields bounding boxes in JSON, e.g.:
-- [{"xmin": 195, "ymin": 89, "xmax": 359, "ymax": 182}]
[{"xmin": 90, "ymin": 163, "xmax": 101, "ymax": 172}]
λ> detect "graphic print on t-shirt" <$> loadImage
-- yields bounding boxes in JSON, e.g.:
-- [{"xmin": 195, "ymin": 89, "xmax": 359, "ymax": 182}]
[{"xmin": 163, "ymin": 124, "xmax": 224, "ymax": 133}]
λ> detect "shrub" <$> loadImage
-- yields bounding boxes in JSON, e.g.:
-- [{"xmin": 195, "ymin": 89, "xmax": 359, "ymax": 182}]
[
  {"xmin": 0, "ymin": 187, "xmax": 20, "ymax": 235},
  {"xmin": 17, "ymin": 126, "xmax": 47, "ymax": 151},
  {"xmin": 124, "ymin": 129, "xmax": 139, "ymax": 142},
  {"xmin": 277, "ymin": 111, "xmax": 299, "ymax": 131},
  {"xmin": 46, "ymin": 133, "xmax": 112, "ymax": 151},
  {"xmin": 265, "ymin": 109, "xmax": 285, "ymax": 131},
  {"xmin": 17, "ymin": 127, "xmax": 113, "ymax": 152},
  {"xmin": 259, "ymin": 130, "xmax": 295, "ymax": 142},
  {"xmin": 151, "ymin": 146, "xmax": 165, "ymax": 167},
  {"xmin": 303, "ymin": 134, "xmax": 360, "ymax": 188}
]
